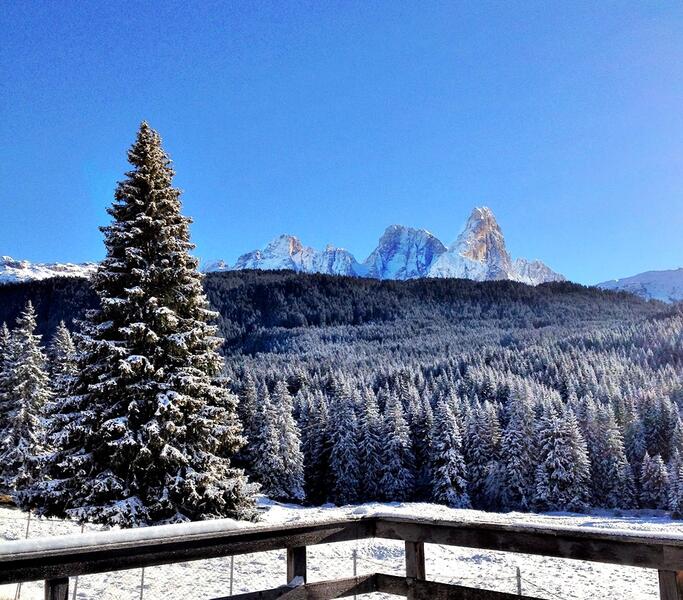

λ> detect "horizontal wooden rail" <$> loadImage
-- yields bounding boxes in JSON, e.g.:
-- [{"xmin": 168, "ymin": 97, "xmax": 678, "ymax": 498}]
[
  {"xmin": 376, "ymin": 515, "xmax": 683, "ymax": 571},
  {"xmin": 0, "ymin": 517, "xmax": 374, "ymax": 584},
  {"xmin": 0, "ymin": 514, "xmax": 682, "ymax": 598}
]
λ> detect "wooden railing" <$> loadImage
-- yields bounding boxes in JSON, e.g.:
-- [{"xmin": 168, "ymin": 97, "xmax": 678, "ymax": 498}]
[{"xmin": 0, "ymin": 514, "xmax": 682, "ymax": 599}]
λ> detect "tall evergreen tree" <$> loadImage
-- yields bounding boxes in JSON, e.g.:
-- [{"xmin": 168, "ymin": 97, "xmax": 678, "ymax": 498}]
[
  {"xmin": 0, "ymin": 303, "xmax": 50, "ymax": 495},
  {"xmin": 534, "ymin": 408, "xmax": 591, "ymax": 512},
  {"xmin": 328, "ymin": 380, "xmax": 361, "ymax": 505},
  {"xmin": 47, "ymin": 321, "xmax": 77, "ymax": 397},
  {"xmin": 301, "ymin": 390, "xmax": 331, "ymax": 504},
  {"xmin": 584, "ymin": 404, "xmax": 635, "ymax": 508},
  {"xmin": 22, "ymin": 123, "xmax": 255, "ymax": 525},
  {"xmin": 235, "ymin": 371, "xmax": 259, "ymax": 470},
  {"xmin": 465, "ymin": 401, "xmax": 501, "ymax": 509},
  {"xmin": 500, "ymin": 390, "xmax": 536, "ymax": 510},
  {"xmin": 430, "ymin": 399, "xmax": 470, "ymax": 508},
  {"xmin": 0, "ymin": 323, "xmax": 13, "ymax": 445},
  {"xmin": 271, "ymin": 380, "xmax": 305, "ymax": 501},
  {"xmin": 380, "ymin": 394, "xmax": 415, "ymax": 501},
  {"xmin": 251, "ymin": 387, "xmax": 286, "ymax": 499},
  {"xmin": 358, "ymin": 390, "xmax": 383, "ymax": 500},
  {"xmin": 639, "ymin": 452, "xmax": 668, "ymax": 509}
]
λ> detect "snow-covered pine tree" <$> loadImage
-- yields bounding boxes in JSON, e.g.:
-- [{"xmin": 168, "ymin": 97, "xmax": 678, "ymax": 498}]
[
  {"xmin": 639, "ymin": 452, "xmax": 668, "ymax": 509},
  {"xmin": 236, "ymin": 371, "xmax": 259, "ymax": 469},
  {"xmin": 22, "ymin": 123, "xmax": 255, "ymax": 526},
  {"xmin": 534, "ymin": 407, "xmax": 591, "ymax": 512},
  {"xmin": 380, "ymin": 393, "xmax": 415, "ymax": 501},
  {"xmin": 0, "ymin": 323, "xmax": 12, "ymax": 442},
  {"xmin": 0, "ymin": 302, "xmax": 50, "ymax": 496},
  {"xmin": 584, "ymin": 404, "xmax": 636, "ymax": 508},
  {"xmin": 270, "ymin": 380, "xmax": 305, "ymax": 501},
  {"xmin": 327, "ymin": 379, "xmax": 361, "ymax": 505},
  {"xmin": 358, "ymin": 389, "xmax": 383, "ymax": 500},
  {"xmin": 301, "ymin": 390, "xmax": 331, "ymax": 504},
  {"xmin": 464, "ymin": 400, "xmax": 501, "ymax": 510},
  {"xmin": 47, "ymin": 321, "xmax": 77, "ymax": 397},
  {"xmin": 250, "ymin": 387, "xmax": 286, "ymax": 499},
  {"xmin": 624, "ymin": 413, "xmax": 647, "ymax": 464},
  {"xmin": 430, "ymin": 399, "xmax": 470, "ymax": 508},
  {"xmin": 669, "ymin": 464, "xmax": 683, "ymax": 518},
  {"xmin": 500, "ymin": 388, "xmax": 536, "ymax": 511}
]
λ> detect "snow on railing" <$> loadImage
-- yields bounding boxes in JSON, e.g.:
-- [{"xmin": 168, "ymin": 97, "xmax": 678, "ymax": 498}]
[{"xmin": 1, "ymin": 514, "xmax": 683, "ymax": 600}]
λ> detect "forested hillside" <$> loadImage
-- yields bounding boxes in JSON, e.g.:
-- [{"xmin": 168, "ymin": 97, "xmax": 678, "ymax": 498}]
[{"xmin": 1, "ymin": 270, "xmax": 682, "ymax": 513}]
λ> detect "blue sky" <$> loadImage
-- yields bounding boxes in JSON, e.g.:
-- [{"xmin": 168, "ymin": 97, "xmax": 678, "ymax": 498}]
[{"xmin": 1, "ymin": 1, "xmax": 682, "ymax": 284}]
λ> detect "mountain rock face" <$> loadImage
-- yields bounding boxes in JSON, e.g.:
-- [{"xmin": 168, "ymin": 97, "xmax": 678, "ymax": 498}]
[
  {"xmin": 428, "ymin": 207, "xmax": 512, "ymax": 280},
  {"xmin": 232, "ymin": 235, "xmax": 365, "ymax": 276},
  {"xmin": 0, "ymin": 256, "xmax": 96, "ymax": 284},
  {"xmin": 512, "ymin": 258, "xmax": 567, "ymax": 286},
  {"xmin": 598, "ymin": 269, "xmax": 683, "ymax": 303},
  {"xmin": 363, "ymin": 225, "xmax": 446, "ymax": 280},
  {"xmin": 426, "ymin": 208, "xmax": 565, "ymax": 284}
]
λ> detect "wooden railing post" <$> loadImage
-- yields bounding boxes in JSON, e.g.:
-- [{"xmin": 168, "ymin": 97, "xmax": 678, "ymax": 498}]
[
  {"xmin": 286, "ymin": 546, "xmax": 307, "ymax": 585},
  {"xmin": 45, "ymin": 578, "xmax": 69, "ymax": 600},
  {"xmin": 405, "ymin": 541, "xmax": 425, "ymax": 600},
  {"xmin": 659, "ymin": 571, "xmax": 683, "ymax": 600}
]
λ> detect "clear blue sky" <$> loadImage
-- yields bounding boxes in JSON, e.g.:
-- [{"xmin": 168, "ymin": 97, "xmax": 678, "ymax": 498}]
[{"xmin": 1, "ymin": 1, "xmax": 682, "ymax": 284}]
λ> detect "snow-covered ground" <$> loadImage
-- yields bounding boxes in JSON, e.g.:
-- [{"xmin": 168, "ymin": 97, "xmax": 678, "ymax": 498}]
[{"xmin": 0, "ymin": 500, "xmax": 679, "ymax": 600}]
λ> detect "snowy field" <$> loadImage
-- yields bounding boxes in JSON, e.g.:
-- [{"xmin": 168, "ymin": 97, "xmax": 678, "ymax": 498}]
[{"xmin": 0, "ymin": 500, "xmax": 680, "ymax": 600}]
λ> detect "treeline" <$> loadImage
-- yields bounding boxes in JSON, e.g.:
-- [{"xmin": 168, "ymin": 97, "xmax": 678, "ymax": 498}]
[{"xmin": 0, "ymin": 269, "xmax": 665, "ymax": 348}]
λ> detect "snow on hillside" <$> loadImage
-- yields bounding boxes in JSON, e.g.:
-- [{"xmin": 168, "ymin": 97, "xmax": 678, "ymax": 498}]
[
  {"xmin": 598, "ymin": 268, "xmax": 683, "ymax": 303},
  {"xmin": 0, "ymin": 500, "xmax": 676, "ymax": 599},
  {"xmin": 0, "ymin": 256, "xmax": 96, "ymax": 284}
]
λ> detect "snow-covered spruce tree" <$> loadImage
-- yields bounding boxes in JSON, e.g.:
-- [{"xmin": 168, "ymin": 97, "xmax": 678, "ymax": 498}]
[
  {"xmin": 639, "ymin": 452, "xmax": 668, "ymax": 509},
  {"xmin": 234, "ymin": 371, "xmax": 257, "ymax": 464},
  {"xmin": 0, "ymin": 323, "xmax": 13, "ymax": 441},
  {"xmin": 430, "ymin": 399, "xmax": 470, "ymax": 508},
  {"xmin": 500, "ymin": 389, "xmax": 536, "ymax": 511},
  {"xmin": 465, "ymin": 400, "xmax": 501, "ymax": 510},
  {"xmin": 380, "ymin": 393, "xmax": 415, "ymax": 501},
  {"xmin": 588, "ymin": 404, "xmax": 636, "ymax": 509},
  {"xmin": 22, "ymin": 123, "xmax": 255, "ymax": 525},
  {"xmin": 250, "ymin": 387, "xmax": 287, "ymax": 499},
  {"xmin": 669, "ymin": 465, "xmax": 683, "ymax": 518},
  {"xmin": 300, "ymin": 390, "xmax": 331, "ymax": 504},
  {"xmin": 327, "ymin": 379, "xmax": 361, "ymax": 505},
  {"xmin": 47, "ymin": 321, "xmax": 77, "ymax": 397},
  {"xmin": 358, "ymin": 389, "xmax": 384, "ymax": 500},
  {"xmin": 0, "ymin": 302, "xmax": 50, "ymax": 496},
  {"xmin": 270, "ymin": 380, "xmax": 305, "ymax": 501},
  {"xmin": 533, "ymin": 408, "xmax": 591, "ymax": 512}
]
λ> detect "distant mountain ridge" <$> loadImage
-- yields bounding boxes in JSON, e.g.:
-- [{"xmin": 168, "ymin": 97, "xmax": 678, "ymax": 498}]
[
  {"xmin": 0, "ymin": 256, "xmax": 97, "ymax": 284},
  {"xmin": 213, "ymin": 206, "xmax": 565, "ymax": 285},
  {"xmin": 1, "ymin": 207, "xmax": 565, "ymax": 286},
  {"xmin": 598, "ymin": 268, "xmax": 683, "ymax": 303}
]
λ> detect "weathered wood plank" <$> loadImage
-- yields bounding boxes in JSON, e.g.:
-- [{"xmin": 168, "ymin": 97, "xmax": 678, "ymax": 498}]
[
  {"xmin": 375, "ymin": 573, "xmax": 545, "ymax": 600},
  {"xmin": 376, "ymin": 518, "xmax": 683, "ymax": 571},
  {"xmin": 211, "ymin": 574, "xmax": 377, "ymax": 600},
  {"xmin": 405, "ymin": 541, "xmax": 426, "ymax": 580},
  {"xmin": 405, "ymin": 541, "xmax": 425, "ymax": 600},
  {"xmin": 287, "ymin": 546, "xmax": 307, "ymax": 584},
  {"xmin": 0, "ymin": 519, "xmax": 375, "ymax": 584},
  {"xmin": 659, "ymin": 570, "xmax": 683, "ymax": 600},
  {"xmin": 44, "ymin": 577, "xmax": 69, "ymax": 600}
]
